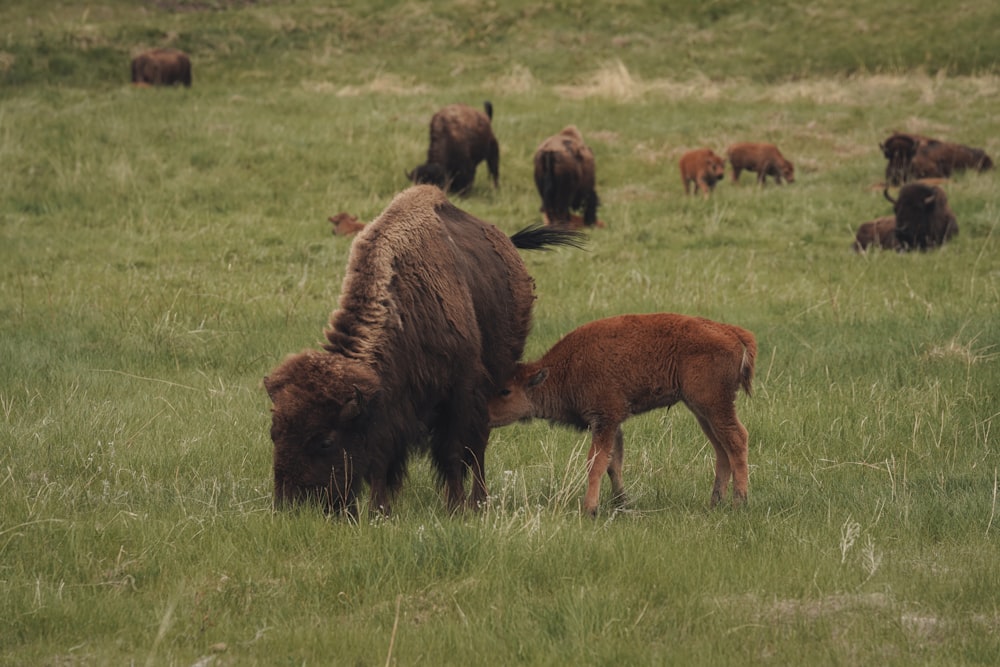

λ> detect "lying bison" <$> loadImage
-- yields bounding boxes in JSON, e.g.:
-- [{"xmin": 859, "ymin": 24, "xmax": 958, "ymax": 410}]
[
  {"xmin": 130, "ymin": 48, "xmax": 191, "ymax": 87},
  {"xmin": 880, "ymin": 131, "xmax": 992, "ymax": 185},
  {"xmin": 883, "ymin": 183, "xmax": 958, "ymax": 251},
  {"xmin": 852, "ymin": 216, "xmax": 899, "ymax": 253},
  {"xmin": 533, "ymin": 126, "xmax": 601, "ymax": 228},
  {"xmin": 679, "ymin": 148, "xmax": 726, "ymax": 198},
  {"xmin": 328, "ymin": 212, "xmax": 365, "ymax": 237},
  {"xmin": 488, "ymin": 313, "xmax": 756, "ymax": 514},
  {"xmin": 407, "ymin": 102, "xmax": 500, "ymax": 195},
  {"xmin": 726, "ymin": 142, "xmax": 794, "ymax": 185},
  {"xmin": 265, "ymin": 185, "xmax": 582, "ymax": 517}
]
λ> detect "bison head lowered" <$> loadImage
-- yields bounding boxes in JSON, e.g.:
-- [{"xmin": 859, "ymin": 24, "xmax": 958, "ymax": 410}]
[{"xmin": 264, "ymin": 351, "xmax": 381, "ymax": 516}]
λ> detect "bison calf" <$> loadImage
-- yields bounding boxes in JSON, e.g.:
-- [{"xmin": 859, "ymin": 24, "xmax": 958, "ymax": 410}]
[
  {"xmin": 679, "ymin": 148, "xmax": 726, "ymax": 198},
  {"xmin": 408, "ymin": 102, "xmax": 500, "ymax": 195},
  {"xmin": 726, "ymin": 142, "xmax": 794, "ymax": 185},
  {"xmin": 534, "ymin": 126, "xmax": 602, "ymax": 228},
  {"xmin": 131, "ymin": 48, "xmax": 192, "ymax": 87},
  {"xmin": 853, "ymin": 216, "xmax": 899, "ymax": 253},
  {"xmin": 488, "ymin": 313, "xmax": 756, "ymax": 514},
  {"xmin": 328, "ymin": 212, "xmax": 365, "ymax": 236},
  {"xmin": 883, "ymin": 183, "xmax": 958, "ymax": 251}
]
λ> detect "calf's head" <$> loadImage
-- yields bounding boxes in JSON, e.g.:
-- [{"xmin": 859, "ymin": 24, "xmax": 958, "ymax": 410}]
[
  {"xmin": 264, "ymin": 351, "xmax": 379, "ymax": 512},
  {"xmin": 488, "ymin": 366, "xmax": 548, "ymax": 427}
]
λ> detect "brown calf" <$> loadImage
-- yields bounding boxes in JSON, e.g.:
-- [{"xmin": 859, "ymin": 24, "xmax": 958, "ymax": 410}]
[
  {"xmin": 726, "ymin": 142, "xmax": 794, "ymax": 185},
  {"xmin": 853, "ymin": 216, "xmax": 899, "ymax": 253},
  {"xmin": 679, "ymin": 148, "xmax": 726, "ymax": 198},
  {"xmin": 488, "ymin": 313, "xmax": 756, "ymax": 514},
  {"xmin": 328, "ymin": 212, "xmax": 365, "ymax": 236}
]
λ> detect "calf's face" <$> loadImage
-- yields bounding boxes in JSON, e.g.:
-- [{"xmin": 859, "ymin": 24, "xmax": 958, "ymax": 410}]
[{"xmin": 488, "ymin": 367, "xmax": 548, "ymax": 427}]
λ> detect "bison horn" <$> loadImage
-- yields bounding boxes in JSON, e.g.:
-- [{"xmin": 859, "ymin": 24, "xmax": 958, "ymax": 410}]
[
  {"xmin": 883, "ymin": 187, "xmax": 897, "ymax": 205},
  {"xmin": 923, "ymin": 193, "xmax": 936, "ymax": 205}
]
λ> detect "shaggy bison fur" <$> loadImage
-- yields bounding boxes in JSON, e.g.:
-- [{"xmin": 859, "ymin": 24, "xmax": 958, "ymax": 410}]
[
  {"xmin": 880, "ymin": 132, "xmax": 993, "ymax": 185},
  {"xmin": 265, "ymin": 186, "xmax": 582, "ymax": 517},
  {"xmin": 679, "ymin": 148, "xmax": 726, "ymax": 198},
  {"xmin": 883, "ymin": 183, "xmax": 958, "ymax": 251},
  {"xmin": 533, "ymin": 126, "xmax": 601, "ymax": 228},
  {"xmin": 726, "ymin": 142, "xmax": 795, "ymax": 185},
  {"xmin": 488, "ymin": 313, "xmax": 756, "ymax": 514},
  {"xmin": 130, "ymin": 48, "xmax": 192, "ymax": 87},
  {"xmin": 407, "ymin": 102, "xmax": 500, "ymax": 195}
]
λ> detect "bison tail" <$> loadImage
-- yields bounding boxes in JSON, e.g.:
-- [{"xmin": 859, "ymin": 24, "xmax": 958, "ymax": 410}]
[
  {"xmin": 510, "ymin": 224, "xmax": 587, "ymax": 251},
  {"xmin": 483, "ymin": 100, "xmax": 493, "ymax": 121},
  {"xmin": 539, "ymin": 152, "xmax": 558, "ymax": 211},
  {"xmin": 735, "ymin": 330, "xmax": 757, "ymax": 397}
]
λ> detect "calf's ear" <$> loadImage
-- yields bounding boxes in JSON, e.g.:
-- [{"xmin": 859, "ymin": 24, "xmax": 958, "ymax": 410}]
[{"xmin": 527, "ymin": 368, "xmax": 549, "ymax": 388}]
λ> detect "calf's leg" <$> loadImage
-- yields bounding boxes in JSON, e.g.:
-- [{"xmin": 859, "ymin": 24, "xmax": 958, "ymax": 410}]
[
  {"xmin": 607, "ymin": 427, "xmax": 628, "ymax": 507},
  {"xmin": 583, "ymin": 424, "xmax": 618, "ymax": 516}
]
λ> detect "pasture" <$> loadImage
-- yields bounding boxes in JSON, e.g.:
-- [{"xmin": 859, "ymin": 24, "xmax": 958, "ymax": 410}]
[{"xmin": 2, "ymin": 1, "xmax": 999, "ymax": 664}]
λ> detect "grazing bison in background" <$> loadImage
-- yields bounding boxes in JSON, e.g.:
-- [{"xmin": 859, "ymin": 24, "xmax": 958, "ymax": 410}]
[
  {"xmin": 328, "ymin": 212, "xmax": 365, "ymax": 237},
  {"xmin": 130, "ymin": 48, "xmax": 191, "ymax": 87},
  {"xmin": 407, "ymin": 102, "xmax": 500, "ymax": 195},
  {"xmin": 488, "ymin": 313, "xmax": 756, "ymax": 515},
  {"xmin": 533, "ymin": 125, "xmax": 602, "ymax": 228},
  {"xmin": 853, "ymin": 216, "xmax": 899, "ymax": 253},
  {"xmin": 679, "ymin": 148, "xmax": 726, "ymax": 198},
  {"xmin": 265, "ymin": 186, "xmax": 583, "ymax": 517},
  {"xmin": 880, "ymin": 131, "xmax": 993, "ymax": 185},
  {"xmin": 883, "ymin": 183, "xmax": 958, "ymax": 251},
  {"xmin": 726, "ymin": 142, "xmax": 795, "ymax": 185}
]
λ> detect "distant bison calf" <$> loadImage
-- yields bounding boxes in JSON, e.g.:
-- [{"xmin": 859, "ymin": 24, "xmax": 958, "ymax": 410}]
[
  {"xmin": 679, "ymin": 148, "xmax": 726, "ymax": 198},
  {"xmin": 726, "ymin": 142, "xmax": 794, "ymax": 185},
  {"xmin": 534, "ymin": 126, "xmax": 602, "ymax": 228},
  {"xmin": 408, "ymin": 102, "xmax": 500, "ymax": 195},
  {"xmin": 328, "ymin": 212, "xmax": 365, "ymax": 236},
  {"xmin": 883, "ymin": 183, "xmax": 958, "ymax": 251},
  {"xmin": 489, "ymin": 313, "xmax": 756, "ymax": 514},
  {"xmin": 131, "ymin": 48, "xmax": 192, "ymax": 87},
  {"xmin": 852, "ymin": 216, "xmax": 899, "ymax": 253}
]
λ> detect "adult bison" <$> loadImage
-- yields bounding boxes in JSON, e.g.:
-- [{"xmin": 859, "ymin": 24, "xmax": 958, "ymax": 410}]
[
  {"xmin": 883, "ymin": 183, "xmax": 958, "ymax": 251},
  {"xmin": 880, "ymin": 132, "xmax": 992, "ymax": 184},
  {"xmin": 407, "ymin": 102, "xmax": 500, "ymax": 195},
  {"xmin": 533, "ymin": 125, "xmax": 601, "ymax": 228},
  {"xmin": 130, "ymin": 48, "xmax": 192, "ymax": 87},
  {"xmin": 265, "ymin": 185, "xmax": 582, "ymax": 517},
  {"xmin": 726, "ymin": 142, "xmax": 794, "ymax": 185}
]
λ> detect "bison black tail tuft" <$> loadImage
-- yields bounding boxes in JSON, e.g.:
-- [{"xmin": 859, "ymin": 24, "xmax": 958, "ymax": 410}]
[
  {"xmin": 483, "ymin": 100, "xmax": 493, "ymax": 121},
  {"xmin": 510, "ymin": 224, "xmax": 587, "ymax": 251}
]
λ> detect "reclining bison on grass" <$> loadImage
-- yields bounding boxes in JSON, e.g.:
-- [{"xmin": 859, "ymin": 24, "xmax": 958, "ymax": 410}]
[
  {"xmin": 265, "ymin": 186, "xmax": 582, "ymax": 517},
  {"xmin": 130, "ymin": 48, "xmax": 192, "ymax": 87},
  {"xmin": 880, "ymin": 132, "xmax": 992, "ymax": 185},
  {"xmin": 408, "ymin": 102, "xmax": 500, "ymax": 195}
]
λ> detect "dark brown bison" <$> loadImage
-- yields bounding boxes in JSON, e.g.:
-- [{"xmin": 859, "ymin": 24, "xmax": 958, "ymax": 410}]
[
  {"xmin": 265, "ymin": 186, "xmax": 582, "ymax": 517},
  {"xmin": 880, "ymin": 132, "xmax": 993, "ymax": 185},
  {"xmin": 328, "ymin": 212, "xmax": 365, "ymax": 237},
  {"xmin": 533, "ymin": 126, "xmax": 601, "ymax": 228},
  {"xmin": 679, "ymin": 148, "xmax": 726, "ymax": 198},
  {"xmin": 488, "ymin": 313, "xmax": 756, "ymax": 514},
  {"xmin": 726, "ymin": 142, "xmax": 795, "ymax": 185},
  {"xmin": 883, "ymin": 183, "xmax": 958, "ymax": 251},
  {"xmin": 852, "ymin": 216, "xmax": 899, "ymax": 253},
  {"xmin": 407, "ymin": 102, "xmax": 500, "ymax": 195},
  {"xmin": 130, "ymin": 48, "xmax": 191, "ymax": 87}
]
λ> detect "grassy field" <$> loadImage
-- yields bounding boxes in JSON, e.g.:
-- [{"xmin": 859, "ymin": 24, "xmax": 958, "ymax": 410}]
[{"xmin": 2, "ymin": 1, "xmax": 1000, "ymax": 665}]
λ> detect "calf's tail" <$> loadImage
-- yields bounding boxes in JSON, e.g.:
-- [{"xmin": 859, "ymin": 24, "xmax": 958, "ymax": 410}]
[
  {"xmin": 510, "ymin": 224, "xmax": 586, "ymax": 251},
  {"xmin": 735, "ymin": 329, "xmax": 757, "ymax": 397}
]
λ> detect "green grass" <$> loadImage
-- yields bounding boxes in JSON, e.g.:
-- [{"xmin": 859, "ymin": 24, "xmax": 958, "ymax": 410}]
[{"xmin": 2, "ymin": 1, "xmax": 1000, "ymax": 664}]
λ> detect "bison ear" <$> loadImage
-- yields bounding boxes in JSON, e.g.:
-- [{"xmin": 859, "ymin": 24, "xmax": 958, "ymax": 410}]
[
  {"xmin": 339, "ymin": 385, "xmax": 368, "ymax": 422},
  {"xmin": 527, "ymin": 368, "xmax": 549, "ymax": 389},
  {"xmin": 263, "ymin": 375, "xmax": 281, "ymax": 402}
]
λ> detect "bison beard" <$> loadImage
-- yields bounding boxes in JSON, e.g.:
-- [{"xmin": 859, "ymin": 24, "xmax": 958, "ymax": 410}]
[{"xmin": 265, "ymin": 186, "xmax": 583, "ymax": 518}]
